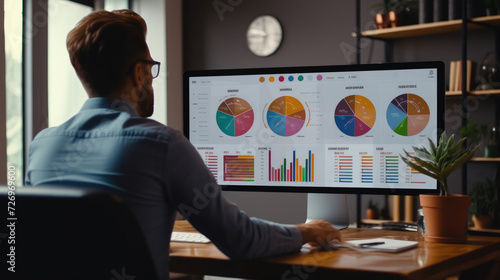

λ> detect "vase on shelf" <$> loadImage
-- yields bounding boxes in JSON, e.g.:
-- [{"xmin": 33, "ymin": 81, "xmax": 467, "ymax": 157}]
[
  {"xmin": 485, "ymin": 126, "xmax": 499, "ymax": 158},
  {"xmin": 476, "ymin": 52, "xmax": 500, "ymax": 90}
]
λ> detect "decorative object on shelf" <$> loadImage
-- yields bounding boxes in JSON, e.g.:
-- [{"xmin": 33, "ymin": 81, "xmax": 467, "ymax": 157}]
[
  {"xmin": 376, "ymin": 0, "xmax": 418, "ymax": 28},
  {"xmin": 484, "ymin": 0, "xmax": 500, "ymax": 16},
  {"xmin": 401, "ymin": 132, "xmax": 479, "ymax": 243},
  {"xmin": 469, "ymin": 178, "xmax": 500, "ymax": 229},
  {"xmin": 366, "ymin": 199, "xmax": 379, "ymax": 219},
  {"xmin": 476, "ymin": 52, "xmax": 500, "ymax": 90},
  {"xmin": 246, "ymin": 15, "xmax": 283, "ymax": 57},
  {"xmin": 375, "ymin": 13, "xmax": 390, "ymax": 29},
  {"xmin": 485, "ymin": 126, "xmax": 499, "ymax": 157}
]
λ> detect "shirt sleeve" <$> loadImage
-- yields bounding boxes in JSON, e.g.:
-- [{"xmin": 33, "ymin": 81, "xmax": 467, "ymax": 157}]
[{"xmin": 163, "ymin": 130, "xmax": 303, "ymax": 259}]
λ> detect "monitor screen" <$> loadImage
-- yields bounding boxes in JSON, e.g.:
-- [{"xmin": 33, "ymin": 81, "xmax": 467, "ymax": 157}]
[{"xmin": 184, "ymin": 61, "xmax": 444, "ymax": 195}]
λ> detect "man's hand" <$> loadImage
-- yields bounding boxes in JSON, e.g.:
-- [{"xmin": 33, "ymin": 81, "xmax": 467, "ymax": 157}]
[{"xmin": 296, "ymin": 219, "xmax": 342, "ymax": 247}]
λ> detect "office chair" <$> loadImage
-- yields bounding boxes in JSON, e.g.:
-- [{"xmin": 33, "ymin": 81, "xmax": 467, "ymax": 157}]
[{"xmin": 0, "ymin": 185, "xmax": 157, "ymax": 280}]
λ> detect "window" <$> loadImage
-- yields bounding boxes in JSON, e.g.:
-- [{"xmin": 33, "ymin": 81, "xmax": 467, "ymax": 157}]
[
  {"xmin": 47, "ymin": 0, "xmax": 92, "ymax": 127},
  {"xmin": 5, "ymin": 0, "xmax": 23, "ymax": 186},
  {"xmin": 105, "ymin": 0, "xmax": 129, "ymax": 11}
]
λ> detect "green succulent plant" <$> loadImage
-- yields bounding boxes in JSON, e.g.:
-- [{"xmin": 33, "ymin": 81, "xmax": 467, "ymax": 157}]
[{"xmin": 400, "ymin": 132, "xmax": 479, "ymax": 196}]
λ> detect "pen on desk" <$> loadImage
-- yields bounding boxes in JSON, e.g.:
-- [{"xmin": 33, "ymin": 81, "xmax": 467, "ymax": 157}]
[{"xmin": 359, "ymin": 241, "xmax": 385, "ymax": 247}]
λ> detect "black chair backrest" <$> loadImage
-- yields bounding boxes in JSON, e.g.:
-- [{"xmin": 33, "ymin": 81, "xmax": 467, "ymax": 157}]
[{"xmin": 0, "ymin": 186, "xmax": 157, "ymax": 280}]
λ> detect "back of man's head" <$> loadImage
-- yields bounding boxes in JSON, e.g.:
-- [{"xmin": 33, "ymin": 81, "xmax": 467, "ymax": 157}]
[{"xmin": 67, "ymin": 10, "xmax": 148, "ymax": 97}]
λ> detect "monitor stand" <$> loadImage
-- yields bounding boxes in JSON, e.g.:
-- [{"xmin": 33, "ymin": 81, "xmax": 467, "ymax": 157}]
[{"xmin": 306, "ymin": 193, "xmax": 349, "ymax": 230}]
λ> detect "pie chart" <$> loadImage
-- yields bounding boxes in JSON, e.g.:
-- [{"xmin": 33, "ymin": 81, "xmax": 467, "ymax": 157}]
[
  {"xmin": 335, "ymin": 95, "xmax": 376, "ymax": 137},
  {"xmin": 266, "ymin": 96, "xmax": 306, "ymax": 136},
  {"xmin": 216, "ymin": 97, "xmax": 254, "ymax": 137},
  {"xmin": 387, "ymin": 94, "xmax": 430, "ymax": 136}
]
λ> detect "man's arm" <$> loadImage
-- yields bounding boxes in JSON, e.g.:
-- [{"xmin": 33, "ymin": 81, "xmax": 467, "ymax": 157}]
[{"xmin": 163, "ymin": 131, "xmax": 341, "ymax": 259}]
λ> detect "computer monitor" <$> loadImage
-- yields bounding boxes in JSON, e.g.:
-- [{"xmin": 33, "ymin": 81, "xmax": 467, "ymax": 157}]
[{"xmin": 183, "ymin": 61, "xmax": 444, "ymax": 228}]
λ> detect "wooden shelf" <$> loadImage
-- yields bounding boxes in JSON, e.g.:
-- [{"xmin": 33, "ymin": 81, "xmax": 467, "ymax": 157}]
[
  {"xmin": 468, "ymin": 226, "xmax": 500, "ymax": 236},
  {"xmin": 446, "ymin": 89, "xmax": 500, "ymax": 96},
  {"xmin": 361, "ymin": 15, "xmax": 500, "ymax": 39},
  {"xmin": 470, "ymin": 157, "xmax": 500, "ymax": 162},
  {"xmin": 361, "ymin": 219, "xmax": 393, "ymax": 225}
]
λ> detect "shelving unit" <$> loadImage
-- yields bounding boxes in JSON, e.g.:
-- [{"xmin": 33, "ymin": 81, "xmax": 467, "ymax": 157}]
[
  {"xmin": 470, "ymin": 157, "xmax": 500, "ymax": 162},
  {"xmin": 354, "ymin": 0, "xmax": 500, "ymax": 228},
  {"xmin": 361, "ymin": 15, "xmax": 500, "ymax": 39}
]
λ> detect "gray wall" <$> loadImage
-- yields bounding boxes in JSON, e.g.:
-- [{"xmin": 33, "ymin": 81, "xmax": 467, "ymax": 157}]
[
  {"xmin": 184, "ymin": 0, "xmax": 385, "ymax": 70},
  {"xmin": 182, "ymin": 0, "xmax": 498, "ymax": 224}
]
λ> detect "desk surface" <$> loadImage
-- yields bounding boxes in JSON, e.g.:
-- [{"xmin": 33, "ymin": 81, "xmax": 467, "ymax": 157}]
[{"xmin": 170, "ymin": 220, "xmax": 500, "ymax": 280}]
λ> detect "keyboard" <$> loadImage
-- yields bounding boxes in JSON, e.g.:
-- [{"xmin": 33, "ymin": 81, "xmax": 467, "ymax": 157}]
[
  {"xmin": 380, "ymin": 221, "xmax": 418, "ymax": 232},
  {"xmin": 170, "ymin": 231, "xmax": 211, "ymax": 243}
]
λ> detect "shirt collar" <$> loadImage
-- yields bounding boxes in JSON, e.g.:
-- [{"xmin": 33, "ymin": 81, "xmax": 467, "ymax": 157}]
[{"xmin": 80, "ymin": 98, "xmax": 139, "ymax": 117}]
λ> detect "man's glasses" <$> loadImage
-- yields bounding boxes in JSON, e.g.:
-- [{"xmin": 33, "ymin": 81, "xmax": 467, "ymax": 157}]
[{"xmin": 137, "ymin": 59, "xmax": 161, "ymax": 79}]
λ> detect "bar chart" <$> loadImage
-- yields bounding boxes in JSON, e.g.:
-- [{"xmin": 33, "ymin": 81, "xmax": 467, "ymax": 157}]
[
  {"xmin": 223, "ymin": 155, "xmax": 254, "ymax": 182},
  {"xmin": 361, "ymin": 155, "xmax": 373, "ymax": 183},
  {"xmin": 269, "ymin": 150, "xmax": 314, "ymax": 182},
  {"xmin": 204, "ymin": 152, "xmax": 218, "ymax": 180},
  {"xmin": 337, "ymin": 155, "xmax": 353, "ymax": 183},
  {"xmin": 384, "ymin": 155, "xmax": 399, "ymax": 184}
]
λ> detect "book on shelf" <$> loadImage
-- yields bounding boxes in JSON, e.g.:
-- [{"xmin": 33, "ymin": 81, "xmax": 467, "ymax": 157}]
[
  {"xmin": 433, "ymin": 0, "xmax": 448, "ymax": 22},
  {"xmin": 449, "ymin": 59, "xmax": 476, "ymax": 92},
  {"xmin": 419, "ymin": 0, "xmax": 433, "ymax": 24},
  {"xmin": 448, "ymin": 0, "xmax": 461, "ymax": 20},
  {"xmin": 467, "ymin": 0, "xmax": 487, "ymax": 18}
]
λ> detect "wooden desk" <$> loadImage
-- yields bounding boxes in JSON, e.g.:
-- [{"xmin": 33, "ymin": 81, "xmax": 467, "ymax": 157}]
[{"xmin": 170, "ymin": 220, "xmax": 500, "ymax": 280}]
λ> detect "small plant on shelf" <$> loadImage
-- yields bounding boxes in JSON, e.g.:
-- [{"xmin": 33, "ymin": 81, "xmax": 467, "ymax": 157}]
[
  {"xmin": 366, "ymin": 199, "xmax": 379, "ymax": 220},
  {"xmin": 459, "ymin": 120, "xmax": 487, "ymax": 148},
  {"xmin": 400, "ymin": 132, "xmax": 479, "ymax": 196},
  {"xmin": 469, "ymin": 179, "xmax": 500, "ymax": 228}
]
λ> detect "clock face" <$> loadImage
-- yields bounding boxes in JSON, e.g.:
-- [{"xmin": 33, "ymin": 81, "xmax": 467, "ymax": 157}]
[{"xmin": 246, "ymin": 15, "xmax": 283, "ymax": 57}]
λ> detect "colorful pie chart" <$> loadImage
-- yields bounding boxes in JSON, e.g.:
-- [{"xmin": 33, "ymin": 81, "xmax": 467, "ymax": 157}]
[
  {"xmin": 387, "ymin": 94, "xmax": 430, "ymax": 136},
  {"xmin": 335, "ymin": 95, "xmax": 376, "ymax": 137},
  {"xmin": 267, "ymin": 96, "xmax": 306, "ymax": 136},
  {"xmin": 216, "ymin": 97, "xmax": 254, "ymax": 137}
]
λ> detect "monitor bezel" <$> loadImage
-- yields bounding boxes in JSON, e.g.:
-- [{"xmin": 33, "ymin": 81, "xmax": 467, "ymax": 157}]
[{"xmin": 183, "ymin": 61, "xmax": 444, "ymax": 195}]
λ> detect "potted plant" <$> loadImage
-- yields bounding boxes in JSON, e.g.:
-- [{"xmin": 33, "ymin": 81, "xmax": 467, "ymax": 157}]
[
  {"xmin": 459, "ymin": 120, "xmax": 488, "ymax": 156},
  {"xmin": 400, "ymin": 132, "xmax": 479, "ymax": 243},
  {"xmin": 469, "ymin": 179, "xmax": 500, "ymax": 229},
  {"xmin": 366, "ymin": 199, "xmax": 379, "ymax": 220}
]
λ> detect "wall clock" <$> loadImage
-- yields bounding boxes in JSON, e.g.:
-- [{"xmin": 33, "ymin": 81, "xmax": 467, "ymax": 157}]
[{"xmin": 246, "ymin": 15, "xmax": 283, "ymax": 57}]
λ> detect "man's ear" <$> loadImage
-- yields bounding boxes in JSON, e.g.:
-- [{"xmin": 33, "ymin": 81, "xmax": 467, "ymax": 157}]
[{"xmin": 131, "ymin": 61, "xmax": 144, "ymax": 87}]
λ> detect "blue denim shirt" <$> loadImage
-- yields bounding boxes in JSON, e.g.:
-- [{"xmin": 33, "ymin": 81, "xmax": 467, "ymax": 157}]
[{"xmin": 26, "ymin": 97, "xmax": 302, "ymax": 280}]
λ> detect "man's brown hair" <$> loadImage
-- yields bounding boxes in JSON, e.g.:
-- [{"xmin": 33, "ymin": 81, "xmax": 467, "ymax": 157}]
[{"xmin": 67, "ymin": 10, "xmax": 148, "ymax": 95}]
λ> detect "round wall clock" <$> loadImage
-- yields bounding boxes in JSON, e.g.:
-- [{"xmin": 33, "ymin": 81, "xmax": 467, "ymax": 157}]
[{"xmin": 246, "ymin": 15, "xmax": 283, "ymax": 57}]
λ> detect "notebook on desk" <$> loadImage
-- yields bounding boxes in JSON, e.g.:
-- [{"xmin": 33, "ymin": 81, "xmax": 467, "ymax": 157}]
[{"xmin": 345, "ymin": 238, "xmax": 418, "ymax": 253}]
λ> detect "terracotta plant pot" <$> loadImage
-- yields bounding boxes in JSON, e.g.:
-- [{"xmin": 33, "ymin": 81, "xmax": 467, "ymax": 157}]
[
  {"xmin": 472, "ymin": 215, "xmax": 492, "ymax": 229},
  {"xmin": 366, "ymin": 208, "xmax": 377, "ymax": 219},
  {"xmin": 419, "ymin": 194, "xmax": 471, "ymax": 244}
]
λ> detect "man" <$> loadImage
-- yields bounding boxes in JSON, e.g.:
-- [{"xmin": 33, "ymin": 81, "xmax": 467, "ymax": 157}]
[{"xmin": 25, "ymin": 10, "xmax": 341, "ymax": 280}]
